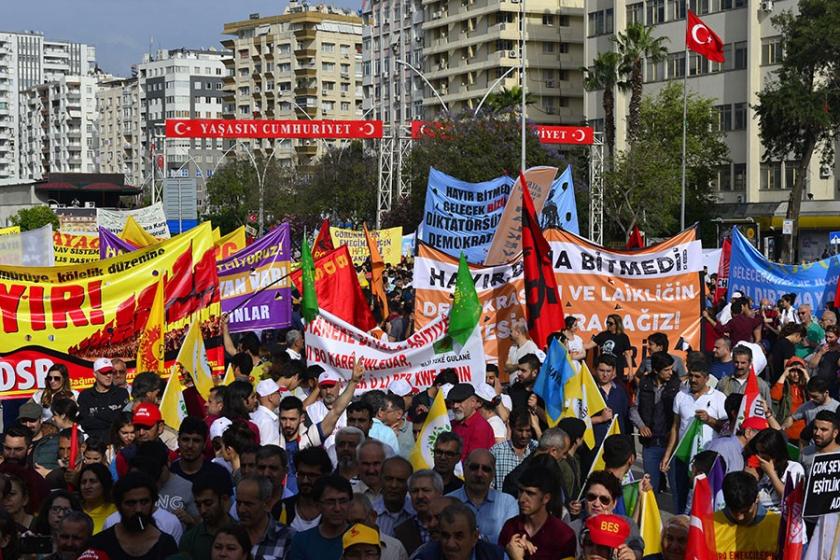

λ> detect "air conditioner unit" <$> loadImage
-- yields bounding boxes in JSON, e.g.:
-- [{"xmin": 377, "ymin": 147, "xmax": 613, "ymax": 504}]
[
  {"xmin": 433, "ymin": 10, "xmax": 441, "ymax": 18},
  {"xmin": 84, "ymin": 201, "xmax": 95, "ymax": 208},
  {"xmin": 760, "ymin": 0, "xmax": 774, "ymax": 10},
  {"xmin": 383, "ymin": 70, "xmax": 389, "ymax": 78},
  {"xmin": 499, "ymin": 23, "xmax": 506, "ymax": 31},
  {"xmin": 415, "ymin": 36, "xmax": 423, "ymax": 43},
  {"xmin": 508, "ymin": 50, "xmax": 517, "ymax": 58}
]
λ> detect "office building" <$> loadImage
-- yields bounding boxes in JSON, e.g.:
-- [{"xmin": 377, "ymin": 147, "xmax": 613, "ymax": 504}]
[{"xmin": 98, "ymin": 77, "xmax": 144, "ymax": 187}]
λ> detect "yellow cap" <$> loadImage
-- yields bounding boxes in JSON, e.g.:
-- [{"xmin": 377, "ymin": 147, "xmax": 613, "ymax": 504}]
[{"xmin": 342, "ymin": 524, "xmax": 381, "ymax": 551}]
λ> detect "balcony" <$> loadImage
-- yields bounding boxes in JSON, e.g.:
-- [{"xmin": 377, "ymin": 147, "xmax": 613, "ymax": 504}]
[
  {"xmin": 295, "ymin": 143, "xmax": 318, "ymax": 157},
  {"xmin": 295, "ymin": 65, "xmax": 317, "ymax": 78},
  {"xmin": 294, "ymin": 47, "xmax": 317, "ymax": 58},
  {"xmin": 295, "ymin": 27, "xmax": 317, "ymax": 42}
]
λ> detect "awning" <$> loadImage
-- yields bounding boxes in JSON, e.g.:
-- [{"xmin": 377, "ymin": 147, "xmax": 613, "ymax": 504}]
[{"xmin": 35, "ymin": 181, "xmax": 141, "ymax": 195}]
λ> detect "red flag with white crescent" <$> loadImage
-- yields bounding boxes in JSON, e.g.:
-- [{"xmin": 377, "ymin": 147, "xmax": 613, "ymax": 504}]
[
  {"xmin": 686, "ymin": 11, "xmax": 725, "ymax": 63},
  {"xmin": 734, "ymin": 365, "xmax": 764, "ymax": 431},
  {"xmin": 685, "ymin": 474, "xmax": 716, "ymax": 560}
]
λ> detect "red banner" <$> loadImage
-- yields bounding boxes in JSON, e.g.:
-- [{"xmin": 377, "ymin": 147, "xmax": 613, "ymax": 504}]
[
  {"xmin": 165, "ymin": 119, "xmax": 383, "ymax": 139},
  {"xmin": 410, "ymin": 120, "xmax": 594, "ymax": 145},
  {"xmin": 715, "ymin": 237, "xmax": 731, "ymax": 305}
]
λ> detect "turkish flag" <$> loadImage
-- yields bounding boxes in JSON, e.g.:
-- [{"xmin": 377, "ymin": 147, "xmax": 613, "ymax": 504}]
[
  {"xmin": 685, "ymin": 474, "xmax": 716, "ymax": 560},
  {"xmin": 291, "ymin": 245, "xmax": 377, "ymax": 332},
  {"xmin": 312, "ymin": 218, "xmax": 335, "ymax": 260},
  {"xmin": 686, "ymin": 11, "xmax": 725, "ymax": 63},
  {"xmin": 625, "ymin": 225, "xmax": 644, "ymax": 249},
  {"xmin": 521, "ymin": 171, "xmax": 565, "ymax": 349},
  {"xmin": 734, "ymin": 365, "xmax": 765, "ymax": 432}
]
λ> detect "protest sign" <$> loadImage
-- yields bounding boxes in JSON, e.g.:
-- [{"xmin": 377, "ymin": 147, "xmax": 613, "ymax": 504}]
[
  {"xmin": 803, "ymin": 451, "xmax": 840, "ymax": 518},
  {"xmin": 0, "ymin": 226, "xmax": 20, "ymax": 236},
  {"xmin": 702, "ymin": 248, "xmax": 722, "ymax": 274},
  {"xmin": 330, "ymin": 226, "xmax": 403, "ymax": 266},
  {"xmin": 728, "ymin": 226, "xmax": 840, "ymax": 309},
  {"xmin": 215, "ymin": 226, "xmax": 247, "ymax": 260},
  {"xmin": 305, "ymin": 309, "xmax": 484, "ymax": 392},
  {"xmin": 217, "ymin": 223, "xmax": 291, "ymax": 332},
  {"xmin": 540, "ymin": 165, "xmax": 579, "ymax": 235},
  {"xmin": 97, "ymin": 202, "xmax": 171, "ymax": 239},
  {"xmin": 53, "ymin": 232, "xmax": 100, "ymax": 264},
  {"xmin": 484, "ymin": 166, "xmax": 558, "ymax": 265},
  {"xmin": 0, "ymin": 222, "xmax": 220, "ymax": 397},
  {"xmin": 55, "ymin": 208, "xmax": 97, "ymax": 234},
  {"xmin": 414, "ymin": 227, "xmax": 703, "ymax": 364},
  {"xmin": 420, "ymin": 167, "xmax": 512, "ymax": 263},
  {"xmin": 0, "ymin": 225, "xmax": 55, "ymax": 267}
]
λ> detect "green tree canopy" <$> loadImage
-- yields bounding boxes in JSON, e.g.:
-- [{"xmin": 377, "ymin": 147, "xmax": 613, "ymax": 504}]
[
  {"xmin": 10, "ymin": 206, "xmax": 59, "ymax": 231},
  {"xmin": 615, "ymin": 23, "xmax": 669, "ymax": 142}
]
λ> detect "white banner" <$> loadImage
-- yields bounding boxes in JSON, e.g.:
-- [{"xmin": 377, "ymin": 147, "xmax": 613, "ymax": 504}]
[
  {"xmin": 0, "ymin": 225, "xmax": 55, "ymax": 266},
  {"xmin": 96, "ymin": 202, "xmax": 171, "ymax": 239},
  {"xmin": 305, "ymin": 309, "xmax": 485, "ymax": 392}
]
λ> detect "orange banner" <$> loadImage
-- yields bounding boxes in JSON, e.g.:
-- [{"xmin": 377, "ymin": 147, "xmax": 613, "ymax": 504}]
[{"xmin": 414, "ymin": 228, "xmax": 703, "ymax": 366}]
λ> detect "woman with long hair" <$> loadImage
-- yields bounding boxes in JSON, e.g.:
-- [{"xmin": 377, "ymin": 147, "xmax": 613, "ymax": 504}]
[
  {"xmin": 218, "ymin": 380, "xmax": 260, "ymax": 444},
  {"xmin": 770, "ymin": 358, "xmax": 808, "ymax": 443},
  {"xmin": 585, "ymin": 313, "xmax": 633, "ymax": 381},
  {"xmin": 106, "ymin": 412, "xmax": 135, "ymax": 478},
  {"xmin": 30, "ymin": 364, "xmax": 78, "ymax": 420},
  {"xmin": 79, "ymin": 463, "xmax": 116, "ymax": 534},
  {"xmin": 2, "ymin": 474, "xmax": 33, "ymax": 531},
  {"xmin": 745, "ymin": 428, "xmax": 805, "ymax": 512},
  {"xmin": 49, "ymin": 397, "xmax": 79, "ymax": 432},
  {"xmin": 562, "ymin": 316, "xmax": 586, "ymax": 361},
  {"xmin": 211, "ymin": 525, "xmax": 253, "ymax": 560},
  {"xmin": 0, "ymin": 510, "xmax": 19, "ymax": 560},
  {"xmin": 29, "ymin": 489, "xmax": 82, "ymax": 540}
]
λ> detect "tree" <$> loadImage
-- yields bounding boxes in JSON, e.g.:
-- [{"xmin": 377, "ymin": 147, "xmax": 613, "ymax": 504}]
[
  {"xmin": 755, "ymin": 0, "xmax": 840, "ymax": 263},
  {"xmin": 483, "ymin": 86, "xmax": 536, "ymax": 114},
  {"xmin": 604, "ymin": 82, "xmax": 729, "ymax": 241},
  {"xmin": 10, "ymin": 206, "xmax": 59, "ymax": 231},
  {"xmin": 615, "ymin": 23, "xmax": 669, "ymax": 142},
  {"xmin": 583, "ymin": 51, "xmax": 626, "ymax": 157},
  {"xmin": 384, "ymin": 114, "xmax": 571, "ymax": 229}
]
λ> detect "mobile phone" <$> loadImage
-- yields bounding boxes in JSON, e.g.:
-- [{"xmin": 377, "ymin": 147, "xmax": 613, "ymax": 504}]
[
  {"xmin": 19, "ymin": 535, "xmax": 53, "ymax": 554},
  {"xmin": 746, "ymin": 455, "xmax": 761, "ymax": 469}
]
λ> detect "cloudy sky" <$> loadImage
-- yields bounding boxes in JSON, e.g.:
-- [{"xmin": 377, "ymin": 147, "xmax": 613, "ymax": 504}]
[{"xmin": 5, "ymin": 0, "xmax": 359, "ymax": 76}]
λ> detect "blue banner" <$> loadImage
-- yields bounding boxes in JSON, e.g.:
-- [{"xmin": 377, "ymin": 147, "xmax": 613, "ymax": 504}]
[
  {"xmin": 420, "ymin": 167, "xmax": 513, "ymax": 263},
  {"xmin": 540, "ymin": 165, "xmax": 578, "ymax": 235},
  {"xmin": 728, "ymin": 226, "xmax": 840, "ymax": 309}
]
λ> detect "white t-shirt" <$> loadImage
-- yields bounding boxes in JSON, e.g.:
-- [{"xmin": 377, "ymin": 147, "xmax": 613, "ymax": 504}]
[
  {"xmin": 488, "ymin": 415, "xmax": 506, "ymax": 441},
  {"xmin": 758, "ymin": 461, "xmax": 805, "ymax": 512},
  {"xmin": 290, "ymin": 507, "xmax": 320, "ymax": 532},
  {"xmin": 103, "ymin": 507, "xmax": 183, "ymax": 542},
  {"xmin": 306, "ymin": 400, "xmax": 346, "ymax": 449},
  {"xmin": 566, "ymin": 334, "xmax": 584, "ymax": 356},
  {"xmin": 251, "ymin": 405, "xmax": 280, "ymax": 446},
  {"xmin": 673, "ymin": 387, "xmax": 727, "ymax": 444},
  {"xmin": 31, "ymin": 389, "xmax": 80, "ymax": 420}
]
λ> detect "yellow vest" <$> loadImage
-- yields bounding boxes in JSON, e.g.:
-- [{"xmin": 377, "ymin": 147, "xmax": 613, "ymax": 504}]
[{"xmin": 712, "ymin": 509, "xmax": 781, "ymax": 560}]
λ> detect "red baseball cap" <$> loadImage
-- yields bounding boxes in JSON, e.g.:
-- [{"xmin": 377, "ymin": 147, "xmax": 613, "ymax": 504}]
[
  {"xmin": 132, "ymin": 402, "xmax": 162, "ymax": 427},
  {"xmin": 78, "ymin": 550, "xmax": 111, "ymax": 560},
  {"xmin": 585, "ymin": 514, "xmax": 630, "ymax": 548},
  {"xmin": 742, "ymin": 416, "xmax": 769, "ymax": 432}
]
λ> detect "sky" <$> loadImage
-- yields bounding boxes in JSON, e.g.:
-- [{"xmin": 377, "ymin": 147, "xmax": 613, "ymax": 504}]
[{"xmin": 5, "ymin": 0, "xmax": 360, "ymax": 76}]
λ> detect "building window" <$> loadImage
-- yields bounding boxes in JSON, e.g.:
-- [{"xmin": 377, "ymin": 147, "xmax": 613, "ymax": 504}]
[
  {"xmin": 322, "ymin": 43, "xmax": 336, "ymax": 54},
  {"xmin": 761, "ymin": 36, "xmax": 783, "ymax": 65},
  {"xmin": 558, "ymin": 42, "xmax": 570, "ymax": 53},
  {"xmin": 760, "ymin": 162, "xmax": 782, "ymax": 190},
  {"xmin": 734, "ymin": 42, "xmax": 748, "ymax": 69},
  {"xmin": 717, "ymin": 164, "xmax": 732, "ymax": 191},
  {"xmin": 279, "ymin": 44, "xmax": 291, "ymax": 55},
  {"xmin": 626, "ymin": 3, "xmax": 644, "ymax": 24},
  {"xmin": 323, "ymin": 62, "xmax": 336, "ymax": 72},
  {"xmin": 558, "ymin": 15, "xmax": 570, "ymax": 26},
  {"xmin": 784, "ymin": 161, "xmax": 801, "ymax": 190},
  {"xmin": 543, "ymin": 42, "xmax": 555, "ymax": 53},
  {"xmin": 340, "ymin": 44, "xmax": 350, "ymax": 56},
  {"xmin": 688, "ymin": 0, "xmax": 709, "ymax": 15},
  {"xmin": 239, "ymin": 49, "xmax": 249, "ymax": 59},
  {"xmin": 667, "ymin": 52, "xmax": 686, "ymax": 79},
  {"xmin": 713, "ymin": 104, "xmax": 732, "ymax": 131},
  {"xmin": 646, "ymin": 58, "xmax": 666, "ymax": 82},
  {"xmin": 588, "ymin": 9, "xmax": 614, "ymax": 36},
  {"xmin": 646, "ymin": 0, "xmax": 665, "ymax": 25},
  {"xmin": 543, "ymin": 69, "xmax": 554, "ymax": 81},
  {"xmin": 668, "ymin": 0, "xmax": 685, "ymax": 21},
  {"xmin": 733, "ymin": 163, "xmax": 746, "ymax": 190},
  {"xmin": 542, "ymin": 15, "xmax": 555, "ymax": 26},
  {"xmin": 341, "ymin": 101, "xmax": 351, "ymax": 111},
  {"xmin": 733, "ymin": 103, "xmax": 747, "ymax": 130}
]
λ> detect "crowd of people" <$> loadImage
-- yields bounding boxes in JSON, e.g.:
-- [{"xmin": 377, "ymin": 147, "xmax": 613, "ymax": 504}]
[{"xmin": 0, "ymin": 264, "xmax": 839, "ymax": 560}]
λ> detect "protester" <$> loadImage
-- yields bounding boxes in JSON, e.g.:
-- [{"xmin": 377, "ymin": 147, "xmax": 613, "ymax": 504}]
[
  {"xmin": 508, "ymin": 355, "xmax": 545, "ymax": 416},
  {"xmin": 744, "ymin": 428, "xmax": 805, "ymax": 511},
  {"xmin": 235, "ymin": 475, "xmax": 294, "ymax": 559},
  {"xmin": 713, "ymin": 472, "xmax": 781, "ymax": 556},
  {"xmin": 373, "ymin": 456, "xmax": 413, "ymax": 538},
  {"xmin": 591, "ymin": 354, "xmax": 629, "ymax": 447},
  {"xmin": 179, "ymin": 469, "xmax": 235, "ymax": 560},
  {"xmin": 585, "ymin": 314, "xmax": 633, "ymax": 381},
  {"xmin": 771, "ymin": 323, "xmax": 806, "ymax": 382},
  {"xmin": 412, "ymin": 503, "xmax": 504, "ymax": 560},
  {"xmin": 562, "ymin": 316, "xmax": 586, "ymax": 361},
  {"xmin": 347, "ymin": 495, "xmax": 409, "ymax": 560},
  {"xmin": 29, "ymin": 363, "xmax": 78, "ymax": 421},
  {"xmin": 801, "ymin": 409, "xmax": 840, "ymax": 475},
  {"xmin": 76, "ymin": 358, "xmax": 130, "ymax": 445},
  {"xmin": 490, "ymin": 407, "xmax": 538, "ymax": 490},
  {"xmin": 431, "ymin": 431, "xmax": 464, "ymax": 494},
  {"xmin": 392, "ymin": 469, "xmax": 442, "ymax": 555},
  {"xmin": 251, "ymin": 379, "xmax": 282, "ymax": 446},
  {"xmin": 446, "ymin": 384, "xmax": 495, "ymax": 461},
  {"xmin": 771, "ymin": 358, "xmax": 809, "ymax": 442},
  {"xmin": 794, "ymin": 303, "xmax": 824, "ymax": 358},
  {"xmin": 578, "ymin": 514, "xmax": 636, "ymax": 560},
  {"xmin": 210, "ymin": 525, "xmax": 253, "ymax": 560},
  {"xmin": 475, "ymin": 383, "xmax": 507, "ymax": 444},
  {"xmin": 42, "ymin": 510, "xmax": 93, "ymax": 560},
  {"xmin": 782, "ymin": 376, "xmax": 839, "ymax": 430},
  {"xmin": 505, "ymin": 324, "xmax": 544, "ymax": 379},
  {"xmin": 288, "ymin": 475, "xmax": 354, "ymax": 560},
  {"xmin": 709, "ymin": 336, "xmax": 735, "ymax": 380},
  {"xmin": 334, "ymin": 427, "xmax": 365, "ymax": 485},
  {"xmin": 3, "ymin": 473, "xmax": 33, "ymax": 531}
]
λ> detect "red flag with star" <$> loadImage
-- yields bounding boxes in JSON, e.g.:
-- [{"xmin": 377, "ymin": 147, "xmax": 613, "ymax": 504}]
[{"xmin": 686, "ymin": 11, "xmax": 725, "ymax": 63}]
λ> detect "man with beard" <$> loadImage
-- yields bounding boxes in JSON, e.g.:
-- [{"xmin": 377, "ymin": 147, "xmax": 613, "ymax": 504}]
[
  {"xmin": 85, "ymin": 472, "xmax": 178, "ymax": 558},
  {"xmin": 333, "ymin": 427, "xmax": 365, "ymax": 487},
  {"xmin": 282, "ymin": 446, "xmax": 334, "ymax": 531},
  {"xmin": 801, "ymin": 410, "xmax": 840, "ymax": 475},
  {"xmin": 288, "ymin": 476, "xmax": 354, "ymax": 560},
  {"xmin": 170, "ymin": 416, "xmax": 231, "ymax": 484},
  {"xmin": 178, "ymin": 470, "xmax": 234, "ymax": 559},
  {"xmin": 237, "ymin": 475, "xmax": 294, "ymax": 559},
  {"xmin": 490, "ymin": 408, "xmax": 538, "ymax": 490},
  {"xmin": 0, "ymin": 425, "xmax": 49, "ymax": 512},
  {"xmin": 433, "ymin": 432, "xmax": 464, "ymax": 494},
  {"xmin": 77, "ymin": 358, "xmax": 129, "ymax": 443},
  {"xmin": 446, "ymin": 384, "xmax": 495, "ymax": 462},
  {"xmin": 43, "ymin": 511, "xmax": 94, "ymax": 560},
  {"xmin": 393, "ymin": 469, "xmax": 444, "ymax": 555},
  {"xmin": 306, "ymin": 371, "xmax": 350, "ymax": 449}
]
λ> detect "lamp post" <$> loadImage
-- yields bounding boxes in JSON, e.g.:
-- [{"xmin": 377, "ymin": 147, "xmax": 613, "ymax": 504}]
[
  {"xmin": 519, "ymin": 0, "xmax": 527, "ymax": 172},
  {"xmin": 236, "ymin": 141, "xmax": 286, "ymax": 236},
  {"xmin": 474, "ymin": 66, "xmax": 517, "ymax": 117},
  {"xmin": 395, "ymin": 59, "xmax": 450, "ymax": 115}
]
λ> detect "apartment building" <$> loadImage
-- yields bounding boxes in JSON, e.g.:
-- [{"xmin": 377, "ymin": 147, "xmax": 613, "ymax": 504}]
[
  {"xmin": 417, "ymin": 0, "xmax": 585, "ymax": 122},
  {"xmin": 98, "ymin": 77, "xmax": 144, "ymax": 186},
  {"xmin": 0, "ymin": 31, "xmax": 96, "ymax": 180},
  {"xmin": 361, "ymin": 0, "xmax": 425, "ymax": 124},
  {"xmin": 221, "ymin": 2, "xmax": 365, "ymax": 163},
  {"xmin": 584, "ymin": 0, "xmax": 839, "ymax": 257},
  {"xmin": 137, "ymin": 48, "xmax": 228, "ymax": 207},
  {"xmin": 18, "ymin": 74, "xmax": 103, "ymax": 179}
]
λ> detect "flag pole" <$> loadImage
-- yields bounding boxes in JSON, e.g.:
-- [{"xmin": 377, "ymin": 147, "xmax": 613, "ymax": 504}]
[{"xmin": 680, "ymin": 42, "xmax": 689, "ymax": 231}]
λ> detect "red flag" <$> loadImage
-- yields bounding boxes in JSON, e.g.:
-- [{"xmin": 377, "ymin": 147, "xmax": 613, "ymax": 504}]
[
  {"xmin": 686, "ymin": 474, "xmax": 716, "ymax": 560},
  {"xmin": 364, "ymin": 223, "xmax": 389, "ymax": 318},
  {"xmin": 312, "ymin": 219, "xmax": 336, "ymax": 260},
  {"xmin": 291, "ymin": 245, "xmax": 376, "ymax": 332},
  {"xmin": 625, "ymin": 225, "xmax": 644, "ymax": 249},
  {"xmin": 686, "ymin": 11, "xmax": 725, "ymax": 63},
  {"xmin": 521, "ymin": 171, "xmax": 565, "ymax": 349},
  {"xmin": 714, "ymin": 237, "xmax": 731, "ymax": 305},
  {"xmin": 68, "ymin": 423, "xmax": 80, "ymax": 469},
  {"xmin": 779, "ymin": 476, "xmax": 805, "ymax": 560},
  {"xmin": 735, "ymin": 366, "xmax": 764, "ymax": 432}
]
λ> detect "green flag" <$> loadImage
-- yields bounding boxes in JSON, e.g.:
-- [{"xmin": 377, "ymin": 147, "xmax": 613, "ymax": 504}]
[
  {"xmin": 787, "ymin": 442, "xmax": 800, "ymax": 461},
  {"xmin": 301, "ymin": 236, "xmax": 319, "ymax": 323},
  {"xmin": 622, "ymin": 480, "xmax": 641, "ymax": 518},
  {"xmin": 674, "ymin": 418, "xmax": 703, "ymax": 464},
  {"xmin": 435, "ymin": 254, "xmax": 480, "ymax": 353}
]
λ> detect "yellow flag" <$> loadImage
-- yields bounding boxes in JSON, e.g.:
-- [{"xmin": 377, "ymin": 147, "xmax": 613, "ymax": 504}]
[
  {"xmin": 214, "ymin": 226, "xmax": 247, "ymax": 260},
  {"xmin": 212, "ymin": 227, "xmax": 221, "ymax": 242},
  {"xmin": 589, "ymin": 416, "xmax": 620, "ymax": 474},
  {"xmin": 159, "ymin": 367, "xmax": 188, "ymax": 429},
  {"xmin": 121, "ymin": 216, "xmax": 158, "ymax": 247},
  {"xmin": 639, "ymin": 489, "xmax": 663, "ymax": 557},
  {"xmin": 222, "ymin": 363, "xmax": 235, "ymax": 386},
  {"xmin": 175, "ymin": 318, "xmax": 215, "ymax": 399},
  {"xmin": 0, "ymin": 226, "xmax": 20, "ymax": 236},
  {"xmin": 561, "ymin": 361, "xmax": 607, "ymax": 449},
  {"xmin": 135, "ymin": 279, "xmax": 165, "ymax": 373},
  {"xmin": 409, "ymin": 390, "xmax": 451, "ymax": 471}
]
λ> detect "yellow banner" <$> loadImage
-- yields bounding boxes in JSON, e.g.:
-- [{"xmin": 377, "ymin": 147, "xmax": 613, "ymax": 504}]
[
  {"xmin": 215, "ymin": 226, "xmax": 247, "ymax": 261},
  {"xmin": 330, "ymin": 226, "xmax": 403, "ymax": 266},
  {"xmin": 0, "ymin": 222, "xmax": 221, "ymax": 397},
  {"xmin": 53, "ymin": 231, "xmax": 100, "ymax": 265},
  {"xmin": 0, "ymin": 226, "xmax": 20, "ymax": 236}
]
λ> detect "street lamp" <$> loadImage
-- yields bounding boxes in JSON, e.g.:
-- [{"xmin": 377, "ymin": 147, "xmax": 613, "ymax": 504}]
[
  {"xmin": 395, "ymin": 59, "xmax": 450, "ymax": 115},
  {"xmin": 474, "ymin": 66, "xmax": 517, "ymax": 117},
  {"xmin": 236, "ymin": 140, "xmax": 286, "ymax": 236},
  {"xmin": 519, "ymin": 0, "xmax": 527, "ymax": 172}
]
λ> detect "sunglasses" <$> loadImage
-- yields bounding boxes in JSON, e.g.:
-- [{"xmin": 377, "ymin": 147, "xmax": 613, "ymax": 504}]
[
  {"xmin": 585, "ymin": 493, "xmax": 612, "ymax": 506},
  {"xmin": 47, "ymin": 376, "xmax": 62, "ymax": 382},
  {"xmin": 606, "ymin": 321, "xmax": 615, "ymax": 326},
  {"xmin": 468, "ymin": 463, "xmax": 493, "ymax": 473},
  {"xmin": 434, "ymin": 449, "xmax": 459, "ymax": 458}
]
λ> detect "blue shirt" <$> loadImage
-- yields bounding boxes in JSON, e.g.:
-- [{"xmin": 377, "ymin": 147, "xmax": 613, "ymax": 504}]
[
  {"xmin": 287, "ymin": 526, "xmax": 342, "ymax": 560},
  {"xmin": 447, "ymin": 487, "xmax": 519, "ymax": 542},
  {"xmin": 709, "ymin": 360, "xmax": 735, "ymax": 380},
  {"xmin": 369, "ymin": 418, "xmax": 400, "ymax": 453},
  {"xmin": 594, "ymin": 381, "xmax": 630, "ymax": 448}
]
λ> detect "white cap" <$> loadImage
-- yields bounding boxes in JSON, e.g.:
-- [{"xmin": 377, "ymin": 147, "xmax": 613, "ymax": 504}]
[
  {"xmin": 256, "ymin": 379, "xmax": 280, "ymax": 397},
  {"xmin": 475, "ymin": 382, "xmax": 497, "ymax": 403},
  {"xmin": 388, "ymin": 379, "xmax": 412, "ymax": 397},
  {"xmin": 93, "ymin": 357, "xmax": 114, "ymax": 373},
  {"xmin": 732, "ymin": 291, "xmax": 744, "ymax": 299},
  {"xmin": 441, "ymin": 383, "xmax": 454, "ymax": 399},
  {"xmin": 318, "ymin": 371, "xmax": 342, "ymax": 386},
  {"xmin": 209, "ymin": 417, "xmax": 233, "ymax": 440},
  {"xmin": 734, "ymin": 341, "xmax": 767, "ymax": 376}
]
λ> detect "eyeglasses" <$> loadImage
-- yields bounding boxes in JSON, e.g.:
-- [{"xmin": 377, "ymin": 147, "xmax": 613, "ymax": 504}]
[
  {"xmin": 585, "ymin": 493, "xmax": 612, "ymax": 506},
  {"xmin": 798, "ymin": 311, "xmax": 807, "ymax": 315},
  {"xmin": 468, "ymin": 463, "xmax": 493, "ymax": 473},
  {"xmin": 606, "ymin": 321, "xmax": 615, "ymax": 326},
  {"xmin": 433, "ymin": 449, "xmax": 459, "ymax": 458},
  {"xmin": 113, "ymin": 369, "xmax": 127, "ymax": 375},
  {"xmin": 47, "ymin": 376, "xmax": 62, "ymax": 382},
  {"xmin": 50, "ymin": 505, "xmax": 71, "ymax": 515}
]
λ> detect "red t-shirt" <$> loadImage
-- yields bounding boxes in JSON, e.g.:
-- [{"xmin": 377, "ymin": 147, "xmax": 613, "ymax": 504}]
[
  {"xmin": 498, "ymin": 514, "xmax": 577, "ymax": 559},
  {"xmin": 452, "ymin": 412, "xmax": 495, "ymax": 462}
]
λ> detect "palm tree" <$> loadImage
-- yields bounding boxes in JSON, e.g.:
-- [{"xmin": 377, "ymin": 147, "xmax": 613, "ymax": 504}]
[
  {"xmin": 484, "ymin": 86, "xmax": 536, "ymax": 114},
  {"xmin": 582, "ymin": 51, "xmax": 625, "ymax": 157},
  {"xmin": 615, "ymin": 23, "xmax": 669, "ymax": 142}
]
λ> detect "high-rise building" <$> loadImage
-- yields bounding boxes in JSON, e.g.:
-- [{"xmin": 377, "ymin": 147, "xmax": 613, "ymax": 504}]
[
  {"xmin": 221, "ymin": 2, "xmax": 365, "ymax": 164},
  {"xmin": 361, "ymin": 0, "xmax": 425, "ymax": 124},
  {"xmin": 584, "ymin": 0, "xmax": 838, "ymax": 256},
  {"xmin": 414, "ymin": 0, "xmax": 585, "ymax": 121},
  {"xmin": 19, "ymin": 74, "xmax": 104, "ymax": 179},
  {"xmin": 137, "ymin": 48, "xmax": 228, "ymax": 207},
  {"xmin": 0, "ymin": 31, "xmax": 96, "ymax": 180},
  {"xmin": 98, "ymin": 77, "xmax": 143, "ymax": 186}
]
